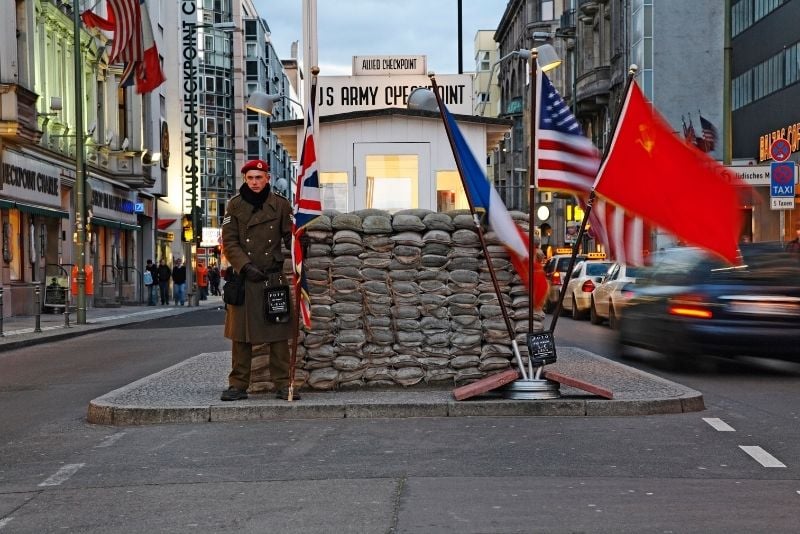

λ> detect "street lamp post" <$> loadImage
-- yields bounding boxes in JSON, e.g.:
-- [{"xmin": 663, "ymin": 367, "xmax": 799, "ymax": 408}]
[{"xmin": 71, "ymin": 0, "xmax": 87, "ymax": 324}]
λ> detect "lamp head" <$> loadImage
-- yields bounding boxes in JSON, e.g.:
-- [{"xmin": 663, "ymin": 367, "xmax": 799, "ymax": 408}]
[
  {"xmin": 246, "ymin": 91, "xmax": 283, "ymax": 116},
  {"xmin": 407, "ymin": 88, "xmax": 439, "ymax": 112},
  {"xmin": 534, "ymin": 44, "xmax": 562, "ymax": 72}
]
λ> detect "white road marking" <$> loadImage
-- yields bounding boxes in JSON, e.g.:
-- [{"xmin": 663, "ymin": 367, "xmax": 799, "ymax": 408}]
[
  {"xmin": 739, "ymin": 446, "xmax": 786, "ymax": 468},
  {"xmin": 703, "ymin": 417, "xmax": 736, "ymax": 432},
  {"xmin": 38, "ymin": 463, "xmax": 86, "ymax": 487},
  {"xmin": 95, "ymin": 432, "xmax": 126, "ymax": 448},
  {"xmin": 0, "ymin": 518, "xmax": 14, "ymax": 530}
]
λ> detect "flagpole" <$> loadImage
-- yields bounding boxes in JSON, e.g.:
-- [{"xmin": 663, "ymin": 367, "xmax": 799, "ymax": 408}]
[
  {"xmin": 549, "ymin": 65, "xmax": 639, "ymax": 333},
  {"xmin": 429, "ymin": 74, "xmax": 528, "ymax": 381},
  {"xmin": 527, "ymin": 48, "xmax": 538, "ymax": 336},
  {"xmin": 287, "ymin": 68, "xmax": 319, "ymax": 402}
]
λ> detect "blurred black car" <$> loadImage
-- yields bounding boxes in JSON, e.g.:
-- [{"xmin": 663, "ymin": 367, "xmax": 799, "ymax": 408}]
[{"xmin": 618, "ymin": 243, "xmax": 800, "ymax": 362}]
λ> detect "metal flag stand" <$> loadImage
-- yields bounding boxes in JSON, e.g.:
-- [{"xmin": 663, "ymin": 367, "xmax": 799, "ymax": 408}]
[{"xmin": 505, "ymin": 47, "xmax": 560, "ymax": 400}]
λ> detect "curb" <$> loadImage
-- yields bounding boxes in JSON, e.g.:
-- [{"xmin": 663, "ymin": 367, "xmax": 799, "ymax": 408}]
[{"xmin": 87, "ymin": 351, "xmax": 705, "ymax": 425}]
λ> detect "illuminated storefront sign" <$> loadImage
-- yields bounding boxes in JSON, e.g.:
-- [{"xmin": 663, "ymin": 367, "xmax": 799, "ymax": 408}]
[{"xmin": 758, "ymin": 121, "xmax": 800, "ymax": 162}]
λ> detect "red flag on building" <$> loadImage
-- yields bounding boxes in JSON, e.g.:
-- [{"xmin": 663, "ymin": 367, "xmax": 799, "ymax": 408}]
[
  {"xmin": 593, "ymin": 81, "xmax": 744, "ymax": 265},
  {"xmin": 81, "ymin": 0, "xmax": 165, "ymax": 94}
]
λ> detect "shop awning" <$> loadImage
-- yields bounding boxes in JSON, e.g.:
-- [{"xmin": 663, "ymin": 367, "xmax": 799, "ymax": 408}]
[
  {"xmin": 0, "ymin": 199, "xmax": 69, "ymax": 219},
  {"xmin": 91, "ymin": 216, "xmax": 140, "ymax": 231},
  {"xmin": 157, "ymin": 218, "xmax": 176, "ymax": 230}
]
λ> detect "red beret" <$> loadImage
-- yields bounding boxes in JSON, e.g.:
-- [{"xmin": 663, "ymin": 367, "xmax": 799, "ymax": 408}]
[{"xmin": 240, "ymin": 159, "xmax": 270, "ymax": 174}]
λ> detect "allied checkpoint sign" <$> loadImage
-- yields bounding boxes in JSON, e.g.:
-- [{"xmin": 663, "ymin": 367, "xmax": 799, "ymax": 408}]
[{"xmin": 769, "ymin": 138, "xmax": 796, "ymax": 210}]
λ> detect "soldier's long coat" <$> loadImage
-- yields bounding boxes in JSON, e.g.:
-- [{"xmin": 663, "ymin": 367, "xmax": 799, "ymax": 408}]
[{"xmin": 221, "ymin": 191, "xmax": 293, "ymax": 343}]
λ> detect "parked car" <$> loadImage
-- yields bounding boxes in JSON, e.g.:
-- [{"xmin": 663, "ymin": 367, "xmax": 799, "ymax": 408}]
[
  {"xmin": 590, "ymin": 262, "xmax": 646, "ymax": 328},
  {"xmin": 617, "ymin": 243, "xmax": 800, "ymax": 363},
  {"xmin": 542, "ymin": 253, "xmax": 588, "ymax": 313},
  {"xmin": 562, "ymin": 260, "xmax": 614, "ymax": 320}
]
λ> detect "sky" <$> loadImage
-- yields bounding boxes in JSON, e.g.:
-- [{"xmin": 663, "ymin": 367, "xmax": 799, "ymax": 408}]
[{"xmin": 252, "ymin": 0, "xmax": 509, "ymax": 76}]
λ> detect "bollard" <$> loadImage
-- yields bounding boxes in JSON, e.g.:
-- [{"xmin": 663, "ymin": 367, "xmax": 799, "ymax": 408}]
[
  {"xmin": 34, "ymin": 285, "xmax": 42, "ymax": 333},
  {"xmin": 63, "ymin": 285, "xmax": 70, "ymax": 329},
  {"xmin": 0, "ymin": 287, "xmax": 4, "ymax": 337}
]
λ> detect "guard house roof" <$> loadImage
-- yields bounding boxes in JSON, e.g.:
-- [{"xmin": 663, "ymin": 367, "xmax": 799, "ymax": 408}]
[{"xmin": 270, "ymin": 107, "xmax": 513, "ymax": 161}]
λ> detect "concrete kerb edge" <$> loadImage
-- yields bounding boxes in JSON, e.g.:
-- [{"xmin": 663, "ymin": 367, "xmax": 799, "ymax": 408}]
[{"xmin": 1, "ymin": 306, "xmax": 210, "ymax": 353}]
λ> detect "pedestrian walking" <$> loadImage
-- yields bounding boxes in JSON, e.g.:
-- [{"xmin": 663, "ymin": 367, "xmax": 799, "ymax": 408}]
[
  {"xmin": 196, "ymin": 261, "xmax": 209, "ymax": 300},
  {"xmin": 144, "ymin": 259, "xmax": 158, "ymax": 306},
  {"xmin": 157, "ymin": 258, "xmax": 172, "ymax": 305},
  {"xmin": 172, "ymin": 258, "xmax": 187, "ymax": 305},
  {"xmin": 209, "ymin": 263, "xmax": 221, "ymax": 296},
  {"xmin": 219, "ymin": 159, "xmax": 294, "ymax": 401}
]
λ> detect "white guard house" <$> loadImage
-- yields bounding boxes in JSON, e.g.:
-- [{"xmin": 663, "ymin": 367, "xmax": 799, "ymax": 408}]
[{"xmin": 271, "ymin": 55, "xmax": 512, "ymax": 213}]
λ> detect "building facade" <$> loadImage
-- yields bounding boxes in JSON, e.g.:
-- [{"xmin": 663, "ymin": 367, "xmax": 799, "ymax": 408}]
[
  {"xmin": 1, "ymin": 0, "xmax": 164, "ymax": 316},
  {"xmin": 731, "ymin": 0, "xmax": 800, "ymax": 241}
]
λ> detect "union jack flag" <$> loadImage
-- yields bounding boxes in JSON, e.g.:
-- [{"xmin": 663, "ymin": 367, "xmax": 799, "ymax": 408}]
[{"xmin": 292, "ymin": 85, "xmax": 322, "ymax": 328}]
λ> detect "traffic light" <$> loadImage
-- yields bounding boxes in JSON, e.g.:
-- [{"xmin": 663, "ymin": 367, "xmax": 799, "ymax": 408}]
[{"xmin": 181, "ymin": 214, "xmax": 193, "ymax": 242}]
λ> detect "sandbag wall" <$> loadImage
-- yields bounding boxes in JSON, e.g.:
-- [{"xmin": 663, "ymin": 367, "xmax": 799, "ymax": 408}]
[{"xmin": 252, "ymin": 208, "xmax": 545, "ymax": 391}]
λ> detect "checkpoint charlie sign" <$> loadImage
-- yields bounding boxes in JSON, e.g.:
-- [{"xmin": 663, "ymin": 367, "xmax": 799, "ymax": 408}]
[
  {"xmin": 352, "ymin": 55, "xmax": 427, "ymax": 76},
  {"xmin": 316, "ymin": 74, "xmax": 474, "ymax": 115}
]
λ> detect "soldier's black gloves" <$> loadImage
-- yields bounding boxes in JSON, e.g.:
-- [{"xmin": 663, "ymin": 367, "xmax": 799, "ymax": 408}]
[{"xmin": 240, "ymin": 263, "xmax": 266, "ymax": 282}]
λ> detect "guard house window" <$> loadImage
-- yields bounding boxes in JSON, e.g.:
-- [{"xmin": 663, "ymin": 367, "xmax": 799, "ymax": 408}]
[
  {"xmin": 436, "ymin": 171, "xmax": 468, "ymax": 212},
  {"xmin": 364, "ymin": 155, "xmax": 419, "ymax": 213},
  {"xmin": 319, "ymin": 172, "xmax": 350, "ymax": 212}
]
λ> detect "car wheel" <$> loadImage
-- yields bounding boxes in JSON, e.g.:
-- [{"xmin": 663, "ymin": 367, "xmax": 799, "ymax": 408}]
[
  {"xmin": 608, "ymin": 305, "xmax": 619, "ymax": 330},
  {"xmin": 590, "ymin": 298, "xmax": 602, "ymax": 325},
  {"xmin": 571, "ymin": 296, "xmax": 585, "ymax": 320}
]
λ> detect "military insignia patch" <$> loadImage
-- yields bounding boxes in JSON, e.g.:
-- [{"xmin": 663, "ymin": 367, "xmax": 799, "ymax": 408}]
[{"xmin": 222, "ymin": 215, "xmax": 231, "ymax": 225}]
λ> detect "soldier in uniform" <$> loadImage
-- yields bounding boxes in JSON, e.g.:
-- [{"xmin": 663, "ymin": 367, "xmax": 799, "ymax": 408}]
[{"xmin": 220, "ymin": 159, "xmax": 296, "ymax": 401}]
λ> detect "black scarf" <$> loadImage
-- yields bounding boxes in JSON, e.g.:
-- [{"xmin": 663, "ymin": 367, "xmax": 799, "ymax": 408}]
[{"xmin": 239, "ymin": 183, "xmax": 270, "ymax": 212}]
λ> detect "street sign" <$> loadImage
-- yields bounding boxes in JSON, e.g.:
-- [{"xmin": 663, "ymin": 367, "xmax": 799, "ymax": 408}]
[
  {"xmin": 770, "ymin": 138, "xmax": 792, "ymax": 162},
  {"xmin": 770, "ymin": 197, "xmax": 795, "ymax": 210},
  {"xmin": 770, "ymin": 161, "xmax": 795, "ymax": 197}
]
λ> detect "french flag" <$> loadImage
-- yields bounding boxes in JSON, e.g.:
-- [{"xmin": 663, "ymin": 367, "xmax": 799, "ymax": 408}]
[{"xmin": 441, "ymin": 105, "xmax": 548, "ymax": 308}]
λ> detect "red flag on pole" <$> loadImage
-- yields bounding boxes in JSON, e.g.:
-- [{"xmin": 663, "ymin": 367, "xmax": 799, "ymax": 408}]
[{"xmin": 593, "ymin": 81, "xmax": 744, "ymax": 264}]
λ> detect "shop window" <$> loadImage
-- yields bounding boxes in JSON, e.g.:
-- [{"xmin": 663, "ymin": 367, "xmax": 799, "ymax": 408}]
[
  {"xmin": 6, "ymin": 211, "xmax": 21, "ymax": 281},
  {"xmin": 435, "ymin": 171, "xmax": 469, "ymax": 212},
  {"xmin": 320, "ymin": 172, "xmax": 349, "ymax": 211}
]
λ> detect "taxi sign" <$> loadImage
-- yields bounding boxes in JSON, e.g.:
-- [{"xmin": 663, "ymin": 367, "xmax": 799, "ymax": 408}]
[
  {"xmin": 770, "ymin": 161, "xmax": 795, "ymax": 197},
  {"xmin": 555, "ymin": 248, "xmax": 573, "ymax": 254},
  {"xmin": 586, "ymin": 252, "xmax": 606, "ymax": 259}
]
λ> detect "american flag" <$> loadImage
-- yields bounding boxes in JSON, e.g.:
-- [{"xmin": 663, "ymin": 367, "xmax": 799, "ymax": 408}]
[
  {"xmin": 698, "ymin": 114, "xmax": 718, "ymax": 153},
  {"xmin": 292, "ymin": 84, "xmax": 322, "ymax": 329},
  {"xmin": 107, "ymin": 0, "xmax": 141, "ymax": 65},
  {"xmin": 534, "ymin": 72, "xmax": 600, "ymax": 193},
  {"xmin": 534, "ymin": 71, "xmax": 651, "ymax": 265}
]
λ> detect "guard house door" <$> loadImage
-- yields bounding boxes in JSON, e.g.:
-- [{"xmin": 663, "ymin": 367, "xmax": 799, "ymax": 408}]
[{"xmin": 353, "ymin": 143, "xmax": 431, "ymax": 212}]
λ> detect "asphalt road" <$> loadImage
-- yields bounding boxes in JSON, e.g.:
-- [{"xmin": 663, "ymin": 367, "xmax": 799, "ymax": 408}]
[{"xmin": 1, "ymin": 311, "xmax": 799, "ymax": 533}]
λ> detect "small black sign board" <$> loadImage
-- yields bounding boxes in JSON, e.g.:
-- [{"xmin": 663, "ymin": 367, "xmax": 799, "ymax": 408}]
[
  {"xmin": 266, "ymin": 286, "xmax": 290, "ymax": 316},
  {"xmin": 527, "ymin": 331, "xmax": 557, "ymax": 365}
]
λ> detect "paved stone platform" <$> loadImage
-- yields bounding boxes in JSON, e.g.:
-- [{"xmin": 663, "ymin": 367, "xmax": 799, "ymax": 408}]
[{"xmin": 87, "ymin": 347, "xmax": 704, "ymax": 425}]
